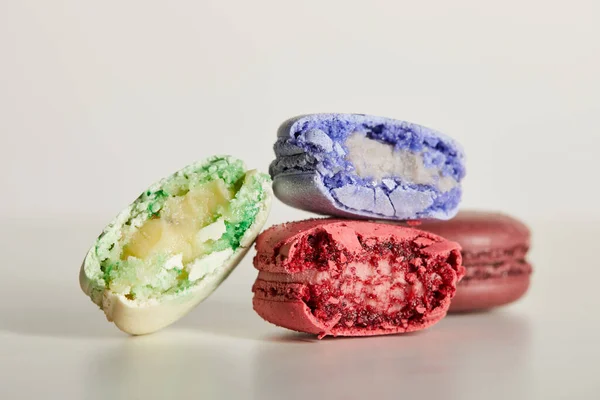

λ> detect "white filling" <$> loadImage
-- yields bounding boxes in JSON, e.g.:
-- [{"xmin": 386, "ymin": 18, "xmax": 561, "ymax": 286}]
[
  {"xmin": 345, "ymin": 133, "xmax": 457, "ymax": 192},
  {"xmin": 188, "ymin": 248, "xmax": 234, "ymax": 282},
  {"xmin": 259, "ymin": 259, "xmax": 423, "ymax": 311},
  {"xmin": 196, "ymin": 218, "xmax": 227, "ymax": 244},
  {"xmin": 164, "ymin": 253, "xmax": 184, "ymax": 270}
]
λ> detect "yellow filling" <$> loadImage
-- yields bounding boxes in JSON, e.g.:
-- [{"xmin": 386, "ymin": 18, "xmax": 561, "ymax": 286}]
[{"xmin": 121, "ymin": 179, "xmax": 233, "ymax": 264}]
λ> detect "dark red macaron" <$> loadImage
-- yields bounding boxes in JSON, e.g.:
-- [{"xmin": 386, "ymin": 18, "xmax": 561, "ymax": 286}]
[
  {"xmin": 419, "ymin": 211, "xmax": 532, "ymax": 312},
  {"xmin": 252, "ymin": 219, "xmax": 465, "ymax": 338}
]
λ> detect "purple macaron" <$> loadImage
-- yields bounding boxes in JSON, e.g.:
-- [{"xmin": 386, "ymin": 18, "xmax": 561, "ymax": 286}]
[{"xmin": 270, "ymin": 114, "xmax": 466, "ymax": 220}]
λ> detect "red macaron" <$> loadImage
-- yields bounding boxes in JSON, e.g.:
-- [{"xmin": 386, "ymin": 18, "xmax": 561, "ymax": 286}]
[
  {"xmin": 419, "ymin": 211, "xmax": 532, "ymax": 312},
  {"xmin": 251, "ymin": 219, "xmax": 465, "ymax": 338}
]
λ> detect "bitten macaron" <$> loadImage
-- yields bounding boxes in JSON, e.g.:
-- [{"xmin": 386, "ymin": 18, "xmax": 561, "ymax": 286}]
[
  {"xmin": 80, "ymin": 156, "xmax": 272, "ymax": 335},
  {"xmin": 269, "ymin": 113, "xmax": 466, "ymax": 221},
  {"xmin": 419, "ymin": 211, "xmax": 532, "ymax": 312},
  {"xmin": 252, "ymin": 219, "xmax": 465, "ymax": 338}
]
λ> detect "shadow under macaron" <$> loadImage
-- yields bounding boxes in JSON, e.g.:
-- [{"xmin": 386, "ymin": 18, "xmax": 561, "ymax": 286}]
[{"xmin": 252, "ymin": 311, "xmax": 533, "ymax": 399}]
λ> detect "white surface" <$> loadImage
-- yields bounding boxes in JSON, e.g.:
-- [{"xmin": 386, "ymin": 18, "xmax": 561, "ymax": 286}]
[
  {"xmin": 1, "ymin": 1, "xmax": 599, "ymax": 399},
  {"xmin": 1, "ymin": 218, "xmax": 599, "ymax": 399}
]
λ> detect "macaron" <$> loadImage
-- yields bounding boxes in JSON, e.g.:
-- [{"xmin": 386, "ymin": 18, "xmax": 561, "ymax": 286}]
[
  {"xmin": 419, "ymin": 211, "xmax": 532, "ymax": 312},
  {"xmin": 252, "ymin": 219, "xmax": 465, "ymax": 338},
  {"xmin": 270, "ymin": 113, "xmax": 466, "ymax": 221},
  {"xmin": 80, "ymin": 156, "xmax": 272, "ymax": 335}
]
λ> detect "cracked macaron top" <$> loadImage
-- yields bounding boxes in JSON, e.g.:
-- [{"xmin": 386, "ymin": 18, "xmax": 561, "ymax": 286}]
[{"xmin": 269, "ymin": 114, "xmax": 466, "ymax": 221}]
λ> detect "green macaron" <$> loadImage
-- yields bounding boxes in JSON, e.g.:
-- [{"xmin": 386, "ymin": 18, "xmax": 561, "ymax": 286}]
[{"xmin": 80, "ymin": 156, "xmax": 272, "ymax": 335}]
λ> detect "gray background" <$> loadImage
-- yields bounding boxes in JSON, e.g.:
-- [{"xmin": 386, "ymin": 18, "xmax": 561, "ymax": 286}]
[{"xmin": 1, "ymin": 1, "xmax": 598, "ymax": 399}]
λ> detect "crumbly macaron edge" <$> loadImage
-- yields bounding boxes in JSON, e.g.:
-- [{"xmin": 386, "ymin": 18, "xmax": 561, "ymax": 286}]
[{"xmin": 80, "ymin": 156, "xmax": 272, "ymax": 308}]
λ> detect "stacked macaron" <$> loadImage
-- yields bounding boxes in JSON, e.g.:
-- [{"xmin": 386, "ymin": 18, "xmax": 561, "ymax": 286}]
[
  {"xmin": 269, "ymin": 114, "xmax": 465, "ymax": 220},
  {"xmin": 252, "ymin": 114, "xmax": 532, "ymax": 337},
  {"xmin": 79, "ymin": 114, "xmax": 532, "ymax": 337},
  {"xmin": 245, "ymin": 114, "xmax": 458, "ymax": 337}
]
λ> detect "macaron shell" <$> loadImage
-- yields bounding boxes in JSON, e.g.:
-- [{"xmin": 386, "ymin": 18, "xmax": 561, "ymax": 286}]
[
  {"xmin": 272, "ymin": 172, "xmax": 458, "ymax": 221},
  {"xmin": 252, "ymin": 293, "xmax": 448, "ymax": 338},
  {"xmin": 84, "ymin": 241, "xmax": 254, "ymax": 335},
  {"xmin": 271, "ymin": 172, "xmax": 374, "ymax": 219},
  {"xmin": 275, "ymin": 114, "xmax": 464, "ymax": 150},
  {"xmin": 254, "ymin": 218, "xmax": 461, "ymax": 273},
  {"xmin": 419, "ymin": 211, "xmax": 530, "ymax": 254},
  {"xmin": 449, "ymin": 275, "xmax": 531, "ymax": 312}
]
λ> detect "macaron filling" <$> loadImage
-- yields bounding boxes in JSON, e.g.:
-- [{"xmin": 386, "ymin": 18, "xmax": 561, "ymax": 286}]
[
  {"xmin": 462, "ymin": 259, "xmax": 532, "ymax": 281},
  {"xmin": 86, "ymin": 157, "xmax": 270, "ymax": 302},
  {"xmin": 345, "ymin": 133, "xmax": 458, "ymax": 191},
  {"xmin": 270, "ymin": 114, "xmax": 465, "ymax": 219},
  {"xmin": 461, "ymin": 245, "xmax": 532, "ymax": 281},
  {"xmin": 304, "ymin": 235, "xmax": 456, "ymax": 329}
]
